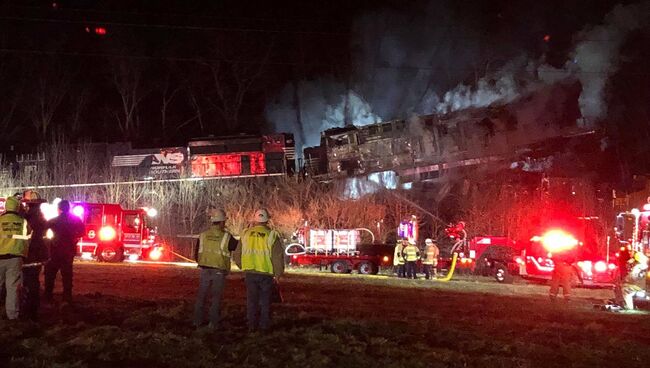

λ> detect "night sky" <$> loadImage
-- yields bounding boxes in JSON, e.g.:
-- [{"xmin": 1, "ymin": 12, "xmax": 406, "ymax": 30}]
[{"xmin": 1, "ymin": 0, "xmax": 649, "ymax": 173}]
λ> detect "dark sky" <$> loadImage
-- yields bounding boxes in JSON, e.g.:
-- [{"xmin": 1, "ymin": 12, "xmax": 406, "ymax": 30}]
[{"xmin": 1, "ymin": 0, "xmax": 648, "ymax": 171}]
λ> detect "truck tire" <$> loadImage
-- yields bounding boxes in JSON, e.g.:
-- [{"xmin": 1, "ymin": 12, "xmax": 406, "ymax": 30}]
[
  {"xmin": 330, "ymin": 261, "xmax": 349, "ymax": 274},
  {"xmin": 358, "ymin": 262, "xmax": 377, "ymax": 275},
  {"xmin": 97, "ymin": 244, "xmax": 124, "ymax": 263},
  {"xmin": 495, "ymin": 264, "xmax": 514, "ymax": 283}
]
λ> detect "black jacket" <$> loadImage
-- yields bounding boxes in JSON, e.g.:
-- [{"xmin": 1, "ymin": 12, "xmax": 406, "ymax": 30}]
[
  {"xmin": 47, "ymin": 213, "xmax": 85, "ymax": 261},
  {"xmin": 25, "ymin": 210, "xmax": 49, "ymax": 264}
]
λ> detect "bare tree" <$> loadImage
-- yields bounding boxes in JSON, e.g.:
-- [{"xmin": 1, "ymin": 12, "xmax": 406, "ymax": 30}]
[
  {"xmin": 204, "ymin": 36, "xmax": 273, "ymax": 132},
  {"xmin": 111, "ymin": 60, "xmax": 148, "ymax": 139},
  {"xmin": 27, "ymin": 60, "xmax": 70, "ymax": 139}
]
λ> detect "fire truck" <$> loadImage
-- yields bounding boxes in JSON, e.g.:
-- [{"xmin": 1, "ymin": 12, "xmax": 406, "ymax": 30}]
[
  {"xmin": 69, "ymin": 202, "xmax": 163, "ymax": 262},
  {"xmin": 1, "ymin": 196, "xmax": 164, "ymax": 263},
  {"xmin": 287, "ymin": 227, "xmax": 394, "ymax": 274}
]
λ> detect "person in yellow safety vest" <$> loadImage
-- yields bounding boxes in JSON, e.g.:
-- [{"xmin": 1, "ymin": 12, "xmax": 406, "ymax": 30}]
[
  {"xmin": 402, "ymin": 240, "xmax": 420, "ymax": 279},
  {"xmin": 0, "ymin": 196, "xmax": 31, "ymax": 320},
  {"xmin": 613, "ymin": 250, "xmax": 649, "ymax": 310},
  {"xmin": 193, "ymin": 209, "xmax": 238, "ymax": 329},
  {"xmin": 393, "ymin": 238, "xmax": 406, "ymax": 278},
  {"xmin": 233, "ymin": 209, "xmax": 285, "ymax": 332},
  {"xmin": 422, "ymin": 238, "xmax": 440, "ymax": 280}
]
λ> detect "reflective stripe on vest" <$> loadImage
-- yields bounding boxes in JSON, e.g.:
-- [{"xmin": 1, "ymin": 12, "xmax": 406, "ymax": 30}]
[
  {"xmin": 241, "ymin": 225, "xmax": 277, "ymax": 274},
  {"xmin": 0, "ymin": 213, "xmax": 29, "ymax": 257},
  {"xmin": 422, "ymin": 245, "xmax": 438, "ymax": 265},
  {"xmin": 197, "ymin": 227, "xmax": 232, "ymax": 270},
  {"xmin": 404, "ymin": 246, "xmax": 419, "ymax": 262},
  {"xmin": 393, "ymin": 244, "xmax": 405, "ymax": 265}
]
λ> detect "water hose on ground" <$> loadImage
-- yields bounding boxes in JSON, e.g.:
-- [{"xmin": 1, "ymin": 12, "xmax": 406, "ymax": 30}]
[{"xmin": 434, "ymin": 253, "xmax": 458, "ymax": 282}]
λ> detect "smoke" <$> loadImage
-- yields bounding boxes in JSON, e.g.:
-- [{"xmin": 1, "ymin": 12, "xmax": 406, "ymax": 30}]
[
  {"xmin": 265, "ymin": 80, "xmax": 381, "ymax": 150},
  {"xmin": 565, "ymin": 1, "xmax": 650, "ymax": 124},
  {"xmin": 266, "ymin": 1, "xmax": 650, "ymax": 152}
]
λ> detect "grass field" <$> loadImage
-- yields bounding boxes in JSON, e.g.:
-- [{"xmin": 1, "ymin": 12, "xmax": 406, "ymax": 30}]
[{"xmin": 1, "ymin": 262, "xmax": 649, "ymax": 368}]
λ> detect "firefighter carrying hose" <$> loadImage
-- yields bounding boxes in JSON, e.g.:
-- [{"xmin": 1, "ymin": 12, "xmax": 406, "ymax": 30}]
[
  {"xmin": 193, "ymin": 209, "xmax": 237, "ymax": 329},
  {"xmin": 393, "ymin": 238, "xmax": 406, "ymax": 278},
  {"xmin": 422, "ymin": 238, "xmax": 439, "ymax": 280},
  {"xmin": 403, "ymin": 240, "xmax": 420, "ymax": 279}
]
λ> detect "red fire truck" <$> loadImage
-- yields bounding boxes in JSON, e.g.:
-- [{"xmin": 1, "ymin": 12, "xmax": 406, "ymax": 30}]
[
  {"xmin": 518, "ymin": 224, "xmax": 618, "ymax": 286},
  {"xmin": 70, "ymin": 202, "xmax": 163, "ymax": 262}
]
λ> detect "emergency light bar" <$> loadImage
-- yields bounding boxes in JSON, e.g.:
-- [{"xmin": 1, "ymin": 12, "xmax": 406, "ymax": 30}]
[{"xmin": 531, "ymin": 229, "xmax": 579, "ymax": 253}]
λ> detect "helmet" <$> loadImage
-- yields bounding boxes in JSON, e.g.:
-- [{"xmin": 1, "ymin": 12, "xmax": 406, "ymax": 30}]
[
  {"xmin": 4, "ymin": 196, "xmax": 20, "ymax": 212},
  {"xmin": 425, "ymin": 238, "xmax": 433, "ymax": 245},
  {"xmin": 254, "ymin": 209, "xmax": 270, "ymax": 223},
  {"xmin": 209, "ymin": 209, "xmax": 226, "ymax": 223}
]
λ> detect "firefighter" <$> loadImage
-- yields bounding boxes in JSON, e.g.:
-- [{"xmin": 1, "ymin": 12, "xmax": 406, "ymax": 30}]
[
  {"xmin": 393, "ymin": 238, "xmax": 406, "ymax": 278},
  {"xmin": 0, "ymin": 196, "xmax": 30, "ymax": 320},
  {"xmin": 549, "ymin": 251, "xmax": 575, "ymax": 302},
  {"xmin": 233, "ymin": 209, "xmax": 285, "ymax": 332},
  {"xmin": 402, "ymin": 240, "xmax": 420, "ymax": 279},
  {"xmin": 22, "ymin": 201, "xmax": 49, "ymax": 321},
  {"xmin": 613, "ymin": 250, "xmax": 649, "ymax": 310},
  {"xmin": 193, "ymin": 209, "xmax": 237, "ymax": 329},
  {"xmin": 422, "ymin": 238, "xmax": 439, "ymax": 280},
  {"xmin": 44, "ymin": 200, "xmax": 85, "ymax": 305}
]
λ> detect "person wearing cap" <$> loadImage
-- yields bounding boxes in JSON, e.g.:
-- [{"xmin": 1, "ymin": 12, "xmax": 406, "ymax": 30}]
[
  {"xmin": 44, "ymin": 200, "xmax": 84, "ymax": 305},
  {"xmin": 233, "ymin": 209, "xmax": 285, "ymax": 332},
  {"xmin": 0, "ymin": 196, "xmax": 31, "ymax": 320},
  {"xmin": 193, "ymin": 208, "xmax": 237, "ymax": 329},
  {"xmin": 402, "ymin": 240, "xmax": 420, "ymax": 279},
  {"xmin": 422, "ymin": 238, "xmax": 439, "ymax": 280}
]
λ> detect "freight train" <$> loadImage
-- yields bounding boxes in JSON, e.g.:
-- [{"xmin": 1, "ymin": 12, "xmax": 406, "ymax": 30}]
[{"xmin": 303, "ymin": 81, "xmax": 588, "ymax": 186}]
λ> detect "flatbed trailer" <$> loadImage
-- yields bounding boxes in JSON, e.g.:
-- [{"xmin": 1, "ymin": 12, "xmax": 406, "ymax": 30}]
[{"xmin": 289, "ymin": 244, "xmax": 394, "ymax": 275}]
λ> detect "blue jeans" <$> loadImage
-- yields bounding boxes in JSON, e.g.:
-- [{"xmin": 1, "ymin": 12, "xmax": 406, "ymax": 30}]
[
  {"xmin": 245, "ymin": 273, "xmax": 274, "ymax": 331},
  {"xmin": 193, "ymin": 268, "xmax": 226, "ymax": 327}
]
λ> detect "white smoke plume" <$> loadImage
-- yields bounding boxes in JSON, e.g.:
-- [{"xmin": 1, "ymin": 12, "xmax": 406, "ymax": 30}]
[
  {"xmin": 266, "ymin": 1, "xmax": 650, "ymax": 152},
  {"xmin": 566, "ymin": 1, "xmax": 650, "ymax": 124}
]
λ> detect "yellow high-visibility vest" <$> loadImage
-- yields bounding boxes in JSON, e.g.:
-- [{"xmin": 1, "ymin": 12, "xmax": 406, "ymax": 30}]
[
  {"xmin": 241, "ymin": 225, "xmax": 278, "ymax": 275},
  {"xmin": 0, "ymin": 213, "xmax": 30, "ymax": 257},
  {"xmin": 197, "ymin": 226, "xmax": 232, "ymax": 270}
]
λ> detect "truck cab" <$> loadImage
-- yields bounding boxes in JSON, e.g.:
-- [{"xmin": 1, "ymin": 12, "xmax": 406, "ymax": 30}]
[{"xmin": 73, "ymin": 202, "xmax": 161, "ymax": 262}]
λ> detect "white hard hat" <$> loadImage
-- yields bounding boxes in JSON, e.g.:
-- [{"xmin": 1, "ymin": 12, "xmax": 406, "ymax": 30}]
[
  {"xmin": 210, "ymin": 209, "xmax": 226, "ymax": 223},
  {"xmin": 254, "ymin": 209, "xmax": 270, "ymax": 223},
  {"xmin": 425, "ymin": 238, "xmax": 433, "ymax": 244}
]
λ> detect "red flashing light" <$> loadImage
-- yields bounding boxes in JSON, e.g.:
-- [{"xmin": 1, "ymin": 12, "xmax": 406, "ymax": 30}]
[
  {"xmin": 543, "ymin": 34, "xmax": 551, "ymax": 42},
  {"xmin": 99, "ymin": 226, "xmax": 116, "ymax": 241},
  {"xmin": 537, "ymin": 229, "xmax": 578, "ymax": 253},
  {"xmin": 95, "ymin": 27, "xmax": 107, "ymax": 36},
  {"xmin": 149, "ymin": 247, "xmax": 163, "ymax": 261},
  {"xmin": 594, "ymin": 261, "xmax": 607, "ymax": 273}
]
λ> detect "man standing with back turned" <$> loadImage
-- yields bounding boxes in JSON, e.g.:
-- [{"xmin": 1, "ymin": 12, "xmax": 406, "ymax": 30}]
[
  {"xmin": 44, "ymin": 200, "xmax": 84, "ymax": 305},
  {"xmin": 193, "ymin": 209, "xmax": 237, "ymax": 329},
  {"xmin": 234, "ymin": 209, "xmax": 284, "ymax": 332}
]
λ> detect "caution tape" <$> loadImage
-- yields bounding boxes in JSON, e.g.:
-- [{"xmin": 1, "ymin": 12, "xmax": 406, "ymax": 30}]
[{"xmin": 169, "ymin": 249, "xmax": 197, "ymax": 264}]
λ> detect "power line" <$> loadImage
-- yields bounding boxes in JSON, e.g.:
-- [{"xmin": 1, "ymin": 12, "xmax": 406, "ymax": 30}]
[
  {"xmin": 5, "ymin": 3, "xmax": 352, "ymax": 26},
  {"xmin": 1, "ymin": 47, "xmax": 648, "ymax": 76},
  {"xmin": 0, "ymin": 15, "xmax": 350, "ymax": 36}
]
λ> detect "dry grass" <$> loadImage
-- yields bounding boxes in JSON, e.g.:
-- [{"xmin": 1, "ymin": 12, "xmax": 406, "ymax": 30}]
[{"xmin": 1, "ymin": 262, "xmax": 649, "ymax": 368}]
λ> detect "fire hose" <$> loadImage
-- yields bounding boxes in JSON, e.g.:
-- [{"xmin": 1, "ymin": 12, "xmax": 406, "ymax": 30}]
[{"xmin": 431, "ymin": 239, "xmax": 464, "ymax": 282}]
